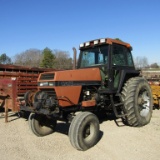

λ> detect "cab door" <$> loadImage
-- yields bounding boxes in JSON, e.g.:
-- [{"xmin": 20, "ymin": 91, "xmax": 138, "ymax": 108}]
[{"xmin": 111, "ymin": 43, "xmax": 134, "ymax": 90}]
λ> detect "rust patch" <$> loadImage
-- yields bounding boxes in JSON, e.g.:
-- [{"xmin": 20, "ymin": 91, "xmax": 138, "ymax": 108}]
[{"xmin": 82, "ymin": 100, "xmax": 96, "ymax": 107}]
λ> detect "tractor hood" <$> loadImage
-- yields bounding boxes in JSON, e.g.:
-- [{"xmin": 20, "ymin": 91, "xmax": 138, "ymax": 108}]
[
  {"xmin": 38, "ymin": 68, "xmax": 102, "ymax": 83},
  {"xmin": 38, "ymin": 68, "xmax": 102, "ymax": 107}
]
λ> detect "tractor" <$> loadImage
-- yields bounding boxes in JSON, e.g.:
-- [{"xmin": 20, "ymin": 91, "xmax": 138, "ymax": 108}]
[{"xmin": 21, "ymin": 38, "xmax": 153, "ymax": 151}]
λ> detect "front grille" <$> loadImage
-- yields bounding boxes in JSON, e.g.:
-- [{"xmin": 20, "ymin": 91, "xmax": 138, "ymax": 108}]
[
  {"xmin": 40, "ymin": 88, "xmax": 56, "ymax": 98},
  {"xmin": 40, "ymin": 73, "xmax": 54, "ymax": 80}
]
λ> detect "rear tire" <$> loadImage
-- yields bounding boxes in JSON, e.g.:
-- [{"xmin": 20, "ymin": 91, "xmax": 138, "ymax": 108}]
[
  {"xmin": 68, "ymin": 112, "xmax": 100, "ymax": 151},
  {"xmin": 28, "ymin": 113, "xmax": 57, "ymax": 136},
  {"xmin": 121, "ymin": 77, "xmax": 153, "ymax": 127}
]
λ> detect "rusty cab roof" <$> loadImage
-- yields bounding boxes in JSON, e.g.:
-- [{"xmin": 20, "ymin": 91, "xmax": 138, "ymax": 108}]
[{"xmin": 79, "ymin": 38, "xmax": 132, "ymax": 50}]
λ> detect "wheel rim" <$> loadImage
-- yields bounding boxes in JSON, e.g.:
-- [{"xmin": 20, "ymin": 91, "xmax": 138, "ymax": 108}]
[
  {"xmin": 83, "ymin": 122, "xmax": 95, "ymax": 142},
  {"xmin": 38, "ymin": 115, "xmax": 55, "ymax": 129},
  {"xmin": 138, "ymin": 89, "xmax": 150, "ymax": 117},
  {"xmin": 38, "ymin": 116, "xmax": 46, "ymax": 128}
]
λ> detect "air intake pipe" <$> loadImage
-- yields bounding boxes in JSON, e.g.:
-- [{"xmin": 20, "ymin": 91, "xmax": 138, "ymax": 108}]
[{"xmin": 72, "ymin": 47, "xmax": 77, "ymax": 69}]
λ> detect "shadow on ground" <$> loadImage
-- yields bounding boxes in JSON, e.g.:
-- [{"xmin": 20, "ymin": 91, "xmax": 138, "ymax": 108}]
[{"xmin": 55, "ymin": 121, "xmax": 104, "ymax": 144}]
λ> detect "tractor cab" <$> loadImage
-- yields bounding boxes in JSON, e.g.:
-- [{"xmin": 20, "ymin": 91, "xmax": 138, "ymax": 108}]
[{"xmin": 77, "ymin": 38, "xmax": 138, "ymax": 93}]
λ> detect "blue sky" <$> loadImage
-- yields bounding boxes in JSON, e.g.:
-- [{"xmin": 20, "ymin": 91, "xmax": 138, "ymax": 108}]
[{"xmin": 0, "ymin": 0, "xmax": 160, "ymax": 64}]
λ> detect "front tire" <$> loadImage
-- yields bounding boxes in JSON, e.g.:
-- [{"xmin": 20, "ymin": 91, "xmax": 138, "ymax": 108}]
[
  {"xmin": 68, "ymin": 112, "xmax": 100, "ymax": 151},
  {"xmin": 28, "ymin": 113, "xmax": 57, "ymax": 136},
  {"xmin": 121, "ymin": 77, "xmax": 153, "ymax": 127}
]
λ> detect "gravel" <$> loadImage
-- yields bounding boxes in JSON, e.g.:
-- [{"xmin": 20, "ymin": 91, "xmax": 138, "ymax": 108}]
[{"xmin": 0, "ymin": 110, "xmax": 160, "ymax": 160}]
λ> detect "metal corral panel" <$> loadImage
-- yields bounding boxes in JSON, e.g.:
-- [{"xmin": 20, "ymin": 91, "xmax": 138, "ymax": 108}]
[
  {"xmin": 0, "ymin": 64, "xmax": 54, "ymax": 96},
  {"xmin": 0, "ymin": 78, "xmax": 18, "ymax": 111},
  {"xmin": 0, "ymin": 64, "xmax": 55, "ymax": 112}
]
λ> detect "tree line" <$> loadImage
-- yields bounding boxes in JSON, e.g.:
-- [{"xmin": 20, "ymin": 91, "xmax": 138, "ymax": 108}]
[
  {"xmin": 0, "ymin": 48, "xmax": 159, "ymax": 70},
  {"xmin": 0, "ymin": 47, "xmax": 73, "ymax": 70},
  {"xmin": 134, "ymin": 56, "xmax": 159, "ymax": 69}
]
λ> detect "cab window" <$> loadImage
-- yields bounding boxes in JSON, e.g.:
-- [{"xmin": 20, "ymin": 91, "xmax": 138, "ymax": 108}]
[
  {"xmin": 79, "ymin": 45, "xmax": 109, "ymax": 68},
  {"xmin": 112, "ymin": 44, "xmax": 134, "ymax": 66}
]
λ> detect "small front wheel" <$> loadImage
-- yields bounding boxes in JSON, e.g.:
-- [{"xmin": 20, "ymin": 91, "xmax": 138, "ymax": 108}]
[
  {"xmin": 28, "ymin": 113, "xmax": 57, "ymax": 136},
  {"xmin": 68, "ymin": 112, "xmax": 100, "ymax": 151}
]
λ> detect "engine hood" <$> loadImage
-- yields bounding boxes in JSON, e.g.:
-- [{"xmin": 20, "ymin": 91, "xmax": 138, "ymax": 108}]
[
  {"xmin": 39, "ymin": 68, "xmax": 102, "ymax": 82},
  {"xmin": 55, "ymin": 68, "xmax": 101, "ymax": 81},
  {"xmin": 38, "ymin": 68, "xmax": 102, "ymax": 107}
]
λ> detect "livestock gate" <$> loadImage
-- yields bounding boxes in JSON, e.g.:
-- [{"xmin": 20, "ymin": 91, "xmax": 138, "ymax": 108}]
[{"xmin": 0, "ymin": 64, "xmax": 54, "ymax": 122}]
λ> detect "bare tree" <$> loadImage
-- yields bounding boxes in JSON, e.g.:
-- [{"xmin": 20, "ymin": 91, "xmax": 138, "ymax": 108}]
[
  {"xmin": 150, "ymin": 63, "xmax": 159, "ymax": 68},
  {"xmin": 134, "ymin": 56, "xmax": 149, "ymax": 69},
  {"xmin": 53, "ymin": 50, "xmax": 73, "ymax": 69},
  {"xmin": 14, "ymin": 49, "xmax": 42, "ymax": 67}
]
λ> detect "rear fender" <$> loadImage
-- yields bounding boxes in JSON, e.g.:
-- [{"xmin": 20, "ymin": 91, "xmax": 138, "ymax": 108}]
[{"xmin": 117, "ymin": 70, "xmax": 140, "ymax": 93}]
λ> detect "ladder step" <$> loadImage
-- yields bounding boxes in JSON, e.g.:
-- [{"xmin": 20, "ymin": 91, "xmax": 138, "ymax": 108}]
[{"xmin": 110, "ymin": 95, "xmax": 127, "ymax": 118}]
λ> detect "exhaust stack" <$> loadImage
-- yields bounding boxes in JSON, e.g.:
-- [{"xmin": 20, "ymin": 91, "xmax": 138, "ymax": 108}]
[{"xmin": 72, "ymin": 47, "xmax": 77, "ymax": 69}]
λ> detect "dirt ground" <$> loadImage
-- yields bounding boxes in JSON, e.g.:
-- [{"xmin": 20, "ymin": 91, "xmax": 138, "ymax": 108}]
[{"xmin": 0, "ymin": 110, "xmax": 160, "ymax": 160}]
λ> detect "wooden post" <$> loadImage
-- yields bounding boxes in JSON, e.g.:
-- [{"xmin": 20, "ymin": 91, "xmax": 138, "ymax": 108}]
[{"xmin": 5, "ymin": 98, "xmax": 8, "ymax": 123}]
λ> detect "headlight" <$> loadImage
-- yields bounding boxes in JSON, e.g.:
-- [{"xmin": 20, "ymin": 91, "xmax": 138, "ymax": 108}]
[
  {"xmin": 100, "ymin": 38, "xmax": 106, "ymax": 43},
  {"xmin": 94, "ymin": 40, "xmax": 99, "ymax": 45},
  {"xmin": 39, "ymin": 82, "xmax": 55, "ymax": 86},
  {"xmin": 39, "ymin": 82, "xmax": 49, "ymax": 86},
  {"xmin": 80, "ymin": 43, "xmax": 84, "ymax": 48},
  {"xmin": 85, "ymin": 42, "xmax": 90, "ymax": 46},
  {"xmin": 48, "ymin": 82, "xmax": 55, "ymax": 86}
]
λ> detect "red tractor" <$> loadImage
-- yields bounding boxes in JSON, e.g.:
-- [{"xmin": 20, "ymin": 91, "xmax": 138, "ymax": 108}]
[{"xmin": 21, "ymin": 38, "xmax": 153, "ymax": 150}]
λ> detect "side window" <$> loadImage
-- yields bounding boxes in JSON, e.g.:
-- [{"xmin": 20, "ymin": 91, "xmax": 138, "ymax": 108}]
[
  {"xmin": 112, "ymin": 44, "xmax": 134, "ymax": 66},
  {"xmin": 127, "ymin": 51, "xmax": 134, "ymax": 66},
  {"xmin": 123, "ymin": 46, "xmax": 134, "ymax": 66},
  {"xmin": 112, "ymin": 44, "xmax": 126, "ymax": 66}
]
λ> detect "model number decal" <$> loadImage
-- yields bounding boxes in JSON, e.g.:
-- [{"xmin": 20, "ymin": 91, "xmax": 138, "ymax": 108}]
[
  {"xmin": 57, "ymin": 81, "xmax": 100, "ymax": 86},
  {"xmin": 60, "ymin": 81, "xmax": 74, "ymax": 86}
]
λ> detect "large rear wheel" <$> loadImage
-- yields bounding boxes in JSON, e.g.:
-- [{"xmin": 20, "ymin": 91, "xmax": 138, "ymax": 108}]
[
  {"xmin": 68, "ymin": 112, "xmax": 100, "ymax": 151},
  {"xmin": 121, "ymin": 77, "xmax": 153, "ymax": 127},
  {"xmin": 28, "ymin": 113, "xmax": 57, "ymax": 136}
]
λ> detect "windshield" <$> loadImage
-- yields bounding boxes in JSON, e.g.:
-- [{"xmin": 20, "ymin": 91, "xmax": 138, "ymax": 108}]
[{"xmin": 79, "ymin": 45, "xmax": 109, "ymax": 68}]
